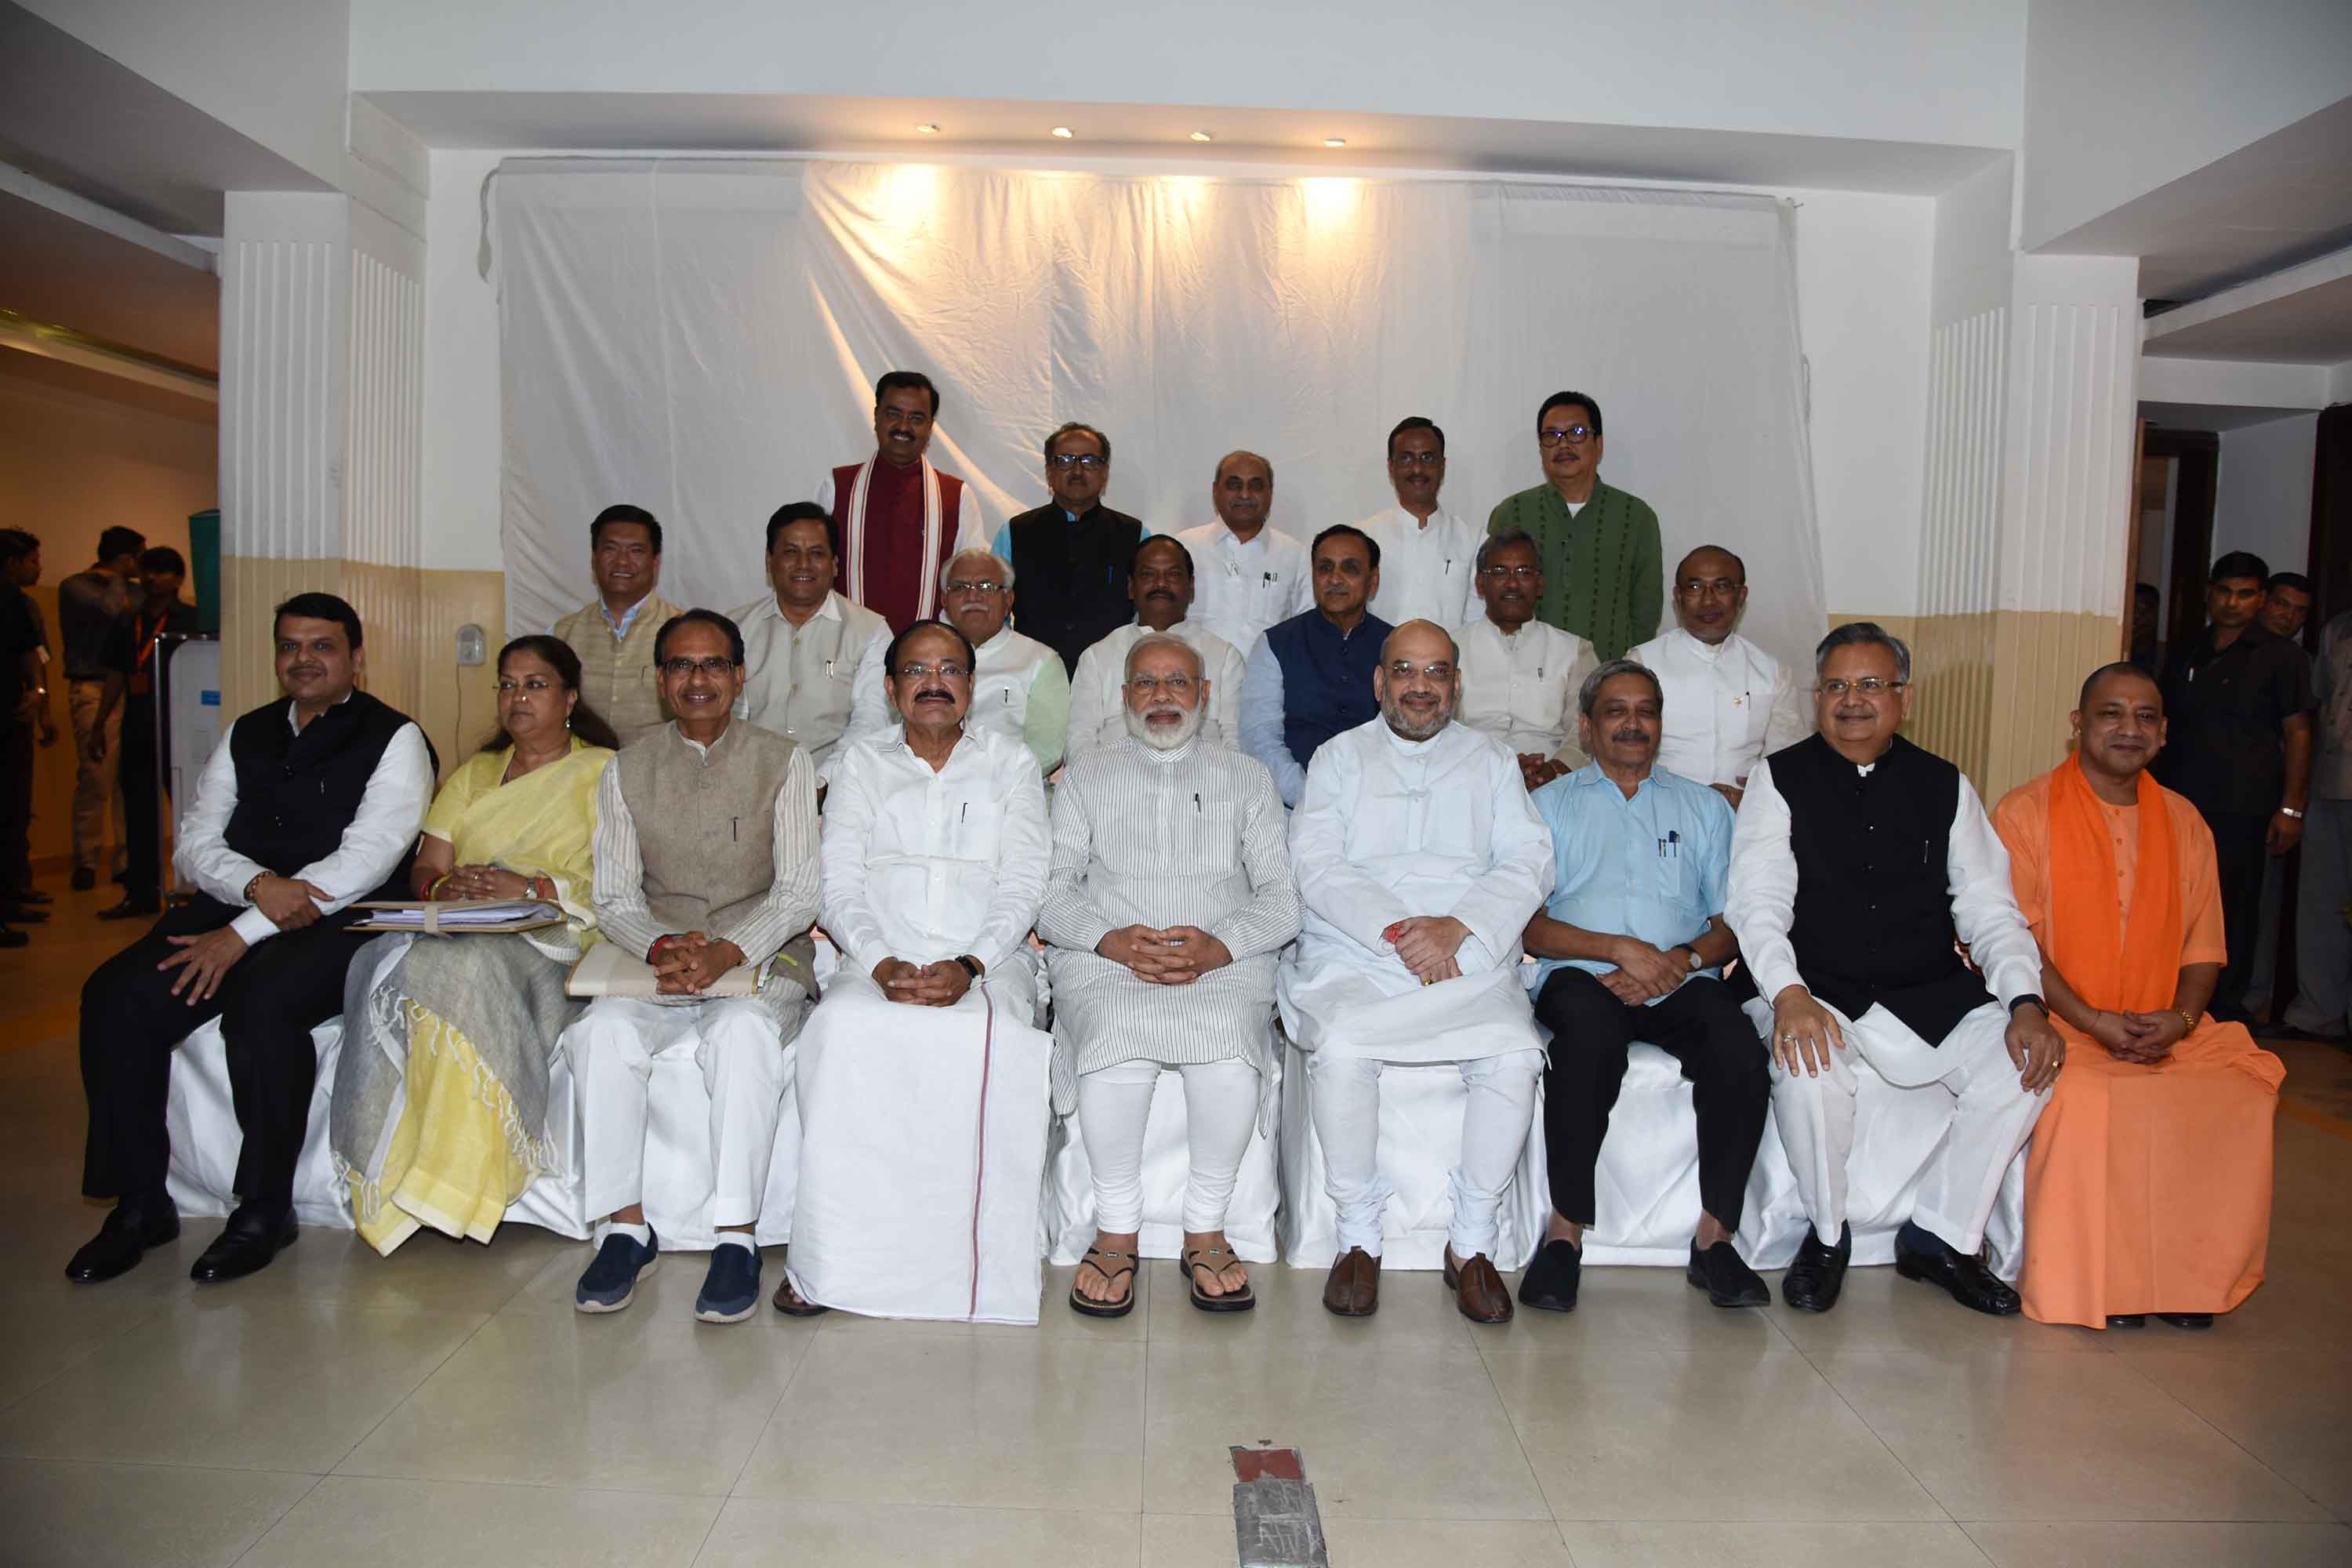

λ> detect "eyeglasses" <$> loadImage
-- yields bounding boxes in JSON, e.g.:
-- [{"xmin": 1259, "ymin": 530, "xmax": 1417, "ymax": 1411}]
[
  {"xmin": 661, "ymin": 656, "xmax": 735, "ymax": 678},
  {"xmin": 895, "ymin": 661, "xmax": 971, "ymax": 681},
  {"xmin": 1386, "ymin": 661, "xmax": 1456, "ymax": 681},
  {"xmin": 1479, "ymin": 564, "xmax": 1538, "ymax": 580},
  {"xmin": 1819, "ymin": 677, "xmax": 1906, "ymax": 697},
  {"xmin": 945, "ymin": 580, "xmax": 1005, "ymax": 595},
  {"xmin": 1389, "ymin": 451, "xmax": 1443, "ymax": 468},
  {"xmin": 1126, "ymin": 673, "xmax": 1196, "ymax": 696},
  {"xmin": 1538, "ymin": 425, "xmax": 1595, "ymax": 447},
  {"xmin": 1047, "ymin": 453, "xmax": 1106, "ymax": 470}
]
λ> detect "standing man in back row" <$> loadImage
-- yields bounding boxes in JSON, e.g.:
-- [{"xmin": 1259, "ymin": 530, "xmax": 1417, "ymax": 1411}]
[
  {"xmin": 1175, "ymin": 452, "xmax": 1313, "ymax": 655},
  {"xmin": 815, "ymin": 371, "xmax": 986, "ymax": 631},
  {"xmin": 551, "ymin": 504, "xmax": 682, "ymax": 744},
  {"xmin": 1362, "ymin": 417, "xmax": 1479, "ymax": 631},
  {"xmin": 58, "ymin": 525, "xmax": 144, "ymax": 891},
  {"xmin": 993, "ymin": 422, "xmax": 1148, "ymax": 677},
  {"xmin": 1487, "ymin": 390, "xmax": 1662, "ymax": 661}
]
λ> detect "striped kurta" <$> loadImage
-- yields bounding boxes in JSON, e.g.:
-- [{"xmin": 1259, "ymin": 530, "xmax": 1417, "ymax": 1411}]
[
  {"xmin": 1485, "ymin": 479, "xmax": 1662, "ymax": 660},
  {"xmin": 1037, "ymin": 734, "xmax": 1301, "ymax": 1115}
]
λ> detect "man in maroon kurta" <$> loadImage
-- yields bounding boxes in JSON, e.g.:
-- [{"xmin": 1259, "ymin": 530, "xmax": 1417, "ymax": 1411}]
[{"xmin": 812, "ymin": 370, "xmax": 985, "ymax": 631}]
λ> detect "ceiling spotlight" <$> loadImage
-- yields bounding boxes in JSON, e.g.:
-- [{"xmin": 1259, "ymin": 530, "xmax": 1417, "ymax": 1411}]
[
  {"xmin": 1051, "ymin": 125, "xmax": 1075, "ymax": 139},
  {"xmin": 915, "ymin": 123, "xmax": 940, "ymax": 135},
  {"xmin": 1189, "ymin": 130, "xmax": 1214, "ymax": 143},
  {"xmin": 1323, "ymin": 137, "xmax": 1347, "ymax": 148}
]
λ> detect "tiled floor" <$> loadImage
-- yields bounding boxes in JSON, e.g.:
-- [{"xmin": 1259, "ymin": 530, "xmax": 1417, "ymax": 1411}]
[{"xmin": 4, "ymin": 885, "xmax": 2350, "ymax": 1566}]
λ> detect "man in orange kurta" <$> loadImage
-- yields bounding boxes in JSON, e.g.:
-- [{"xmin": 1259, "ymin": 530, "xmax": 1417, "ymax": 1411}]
[{"xmin": 1992, "ymin": 662, "xmax": 2283, "ymax": 1330}]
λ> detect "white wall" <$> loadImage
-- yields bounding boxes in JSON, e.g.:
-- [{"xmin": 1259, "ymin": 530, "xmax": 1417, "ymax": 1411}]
[
  {"xmin": 2022, "ymin": 0, "xmax": 2352, "ymax": 249},
  {"xmin": 2213, "ymin": 413, "xmax": 2318, "ymax": 578},
  {"xmin": 356, "ymin": 0, "xmax": 2024, "ymax": 152},
  {"xmin": 420, "ymin": 149, "xmax": 1935, "ymax": 617}
]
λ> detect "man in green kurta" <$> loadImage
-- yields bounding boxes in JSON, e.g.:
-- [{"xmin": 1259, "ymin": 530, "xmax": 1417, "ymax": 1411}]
[{"xmin": 1486, "ymin": 390, "xmax": 1662, "ymax": 661}]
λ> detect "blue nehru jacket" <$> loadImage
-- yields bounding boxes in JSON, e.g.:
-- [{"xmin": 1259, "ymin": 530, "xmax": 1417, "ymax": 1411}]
[
  {"xmin": 1238, "ymin": 607, "xmax": 1393, "ymax": 807},
  {"xmin": 1530, "ymin": 761, "xmax": 1734, "ymax": 1005}
]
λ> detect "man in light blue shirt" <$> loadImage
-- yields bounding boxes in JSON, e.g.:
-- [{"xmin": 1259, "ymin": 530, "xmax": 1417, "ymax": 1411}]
[{"xmin": 1519, "ymin": 658, "xmax": 1770, "ymax": 1314}]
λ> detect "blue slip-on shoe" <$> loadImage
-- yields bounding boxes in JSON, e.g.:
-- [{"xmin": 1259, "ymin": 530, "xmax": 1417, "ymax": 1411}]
[
  {"xmin": 575, "ymin": 1228, "xmax": 659, "ymax": 1314},
  {"xmin": 694, "ymin": 1243, "xmax": 762, "ymax": 1324}
]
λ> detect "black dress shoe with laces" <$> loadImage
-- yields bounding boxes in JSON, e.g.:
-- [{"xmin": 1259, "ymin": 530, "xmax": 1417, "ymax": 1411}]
[
  {"xmin": 1516, "ymin": 1237, "xmax": 1582, "ymax": 1312},
  {"xmin": 2155, "ymin": 1311, "xmax": 2214, "ymax": 1330},
  {"xmin": 190, "ymin": 1202, "xmax": 297, "ymax": 1283},
  {"xmin": 98, "ymin": 896, "xmax": 162, "ymax": 922},
  {"xmin": 1687, "ymin": 1240, "xmax": 1772, "ymax": 1308},
  {"xmin": 1782, "ymin": 1222, "xmax": 1851, "ymax": 1312},
  {"xmin": 1892, "ymin": 1221, "xmax": 2018, "ymax": 1316},
  {"xmin": 65, "ymin": 1196, "xmax": 181, "ymax": 1283}
]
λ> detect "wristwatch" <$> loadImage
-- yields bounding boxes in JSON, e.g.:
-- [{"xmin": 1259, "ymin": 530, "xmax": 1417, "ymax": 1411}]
[
  {"xmin": 1678, "ymin": 945, "xmax": 1704, "ymax": 971},
  {"xmin": 2009, "ymin": 993, "xmax": 2048, "ymax": 1018},
  {"xmin": 955, "ymin": 955, "xmax": 982, "ymax": 980},
  {"xmin": 2279, "ymin": 806, "xmax": 2305, "ymax": 820}
]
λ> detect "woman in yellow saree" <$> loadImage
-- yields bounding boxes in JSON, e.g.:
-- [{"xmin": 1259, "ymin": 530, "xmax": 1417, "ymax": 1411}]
[{"xmin": 332, "ymin": 636, "xmax": 622, "ymax": 1254}]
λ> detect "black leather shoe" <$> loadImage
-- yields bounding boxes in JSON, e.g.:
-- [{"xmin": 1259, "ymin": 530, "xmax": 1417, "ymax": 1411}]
[
  {"xmin": 98, "ymin": 897, "xmax": 162, "ymax": 922},
  {"xmin": 2107, "ymin": 1313, "xmax": 2147, "ymax": 1329},
  {"xmin": 0, "ymin": 904, "xmax": 49, "ymax": 923},
  {"xmin": 65, "ymin": 1197, "xmax": 181, "ymax": 1283},
  {"xmin": 1516, "ymin": 1237, "xmax": 1582, "ymax": 1312},
  {"xmin": 190, "ymin": 1202, "xmax": 297, "ymax": 1283},
  {"xmin": 1782, "ymin": 1222, "xmax": 1851, "ymax": 1313},
  {"xmin": 1688, "ymin": 1240, "xmax": 1771, "ymax": 1308},
  {"xmin": 1893, "ymin": 1221, "xmax": 2018, "ymax": 1316},
  {"xmin": 71, "ymin": 866, "xmax": 96, "ymax": 891},
  {"xmin": 2155, "ymin": 1312, "xmax": 2214, "ymax": 1330}
]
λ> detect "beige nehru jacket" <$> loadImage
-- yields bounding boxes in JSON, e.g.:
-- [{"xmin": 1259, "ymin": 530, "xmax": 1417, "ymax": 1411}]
[{"xmin": 552, "ymin": 592, "xmax": 683, "ymax": 743}]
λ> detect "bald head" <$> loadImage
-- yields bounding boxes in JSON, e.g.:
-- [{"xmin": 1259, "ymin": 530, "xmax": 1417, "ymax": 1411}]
[
  {"xmin": 2073, "ymin": 660, "xmax": 2166, "ymax": 786},
  {"xmin": 1671, "ymin": 545, "xmax": 1749, "ymax": 645},
  {"xmin": 2077, "ymin": 660, "xmax": 2159, "ymax": 717},
  {"xmin": 1374, "ymin": 620, "xmax": 1461, "ymax": 742}
]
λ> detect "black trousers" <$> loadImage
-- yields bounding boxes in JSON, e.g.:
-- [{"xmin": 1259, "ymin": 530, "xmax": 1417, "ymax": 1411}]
[
  {"xmin": 0, "ymin": 713, "xmax": 31, "ymax": 892},
  {"xmin": 2205, "ymin": 810, "xmax": 2270, "ymax": 1022},
  {"xmin": 118, "ymin": 699, "xmax": 166, "ymax": 901},
  {"xmin": 79, "ymin": 896, "xmax": 363, "ymax": 1210},
  {"xmin": 1534, "ymin": 967, "xmax": 1769, "ymax": 1231}
]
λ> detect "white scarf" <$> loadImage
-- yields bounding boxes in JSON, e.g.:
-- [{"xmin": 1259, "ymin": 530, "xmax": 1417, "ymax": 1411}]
[{"xmin": 844, "ymin": 454, "xmax": 946, "ymax": 622}]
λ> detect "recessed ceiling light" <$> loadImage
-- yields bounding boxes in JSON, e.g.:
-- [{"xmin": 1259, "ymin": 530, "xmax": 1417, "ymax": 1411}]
[
  {"xmin": 1323, "ymin": 137, "xmax": 1347, "ymax": 148},
  {"xmin": 1051, "ymin": 126, "xmax": 1075, "ymax": 140},
  {"xmin": 1189, "ymin": 130, "xmax": 1214, "ymax": 143},
  {"xmin": 915, "ymin": 123, "xmax": 940, "ymax": 135}
]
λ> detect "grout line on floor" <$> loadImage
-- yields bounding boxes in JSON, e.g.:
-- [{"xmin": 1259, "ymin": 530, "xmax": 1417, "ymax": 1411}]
[
  {"xmin": 314, "ymin": 1299, "xmax": 504, "ymax": 1480},
  {"xmin": 222, "ymin": 1468, "xmax": 336, "ymax": 1568},
  {"xmin": 1785, "ymin": 1330, "xmax": 1963, "ymax": 1530},
  {"xmin": 2098, "ymin": 1343, "xmax": 2339, "ymax": 1519},
  {"xmin": 0, "ymin": 1292, "xmax": 179, "ymax": 1417}
]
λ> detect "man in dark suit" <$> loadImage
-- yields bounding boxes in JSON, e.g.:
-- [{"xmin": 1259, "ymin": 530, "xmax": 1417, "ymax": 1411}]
[
  {"xmin": 992, "ymin": 422, "xmax": 1148, "ymax": 675},
  {"xmin": 69, "ymin": 593, "xmax": 433, "ymax": 1285}
]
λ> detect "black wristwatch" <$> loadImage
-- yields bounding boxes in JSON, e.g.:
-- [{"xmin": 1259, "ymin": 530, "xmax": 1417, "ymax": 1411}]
[
  {"xmin": 2009, "ymin": 993, "xmax": 2048, "ymax": 1018},
  {"xmin": 955, "ymin": 954, "xmax": 982, "ymax": 980}
]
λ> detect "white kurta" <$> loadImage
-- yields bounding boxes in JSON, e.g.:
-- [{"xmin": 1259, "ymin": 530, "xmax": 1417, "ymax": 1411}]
[
  {"xmin": 1452, "ymin": 615, "xmax": 1598, "ymax": 767},
  {"xmin": 789, "ymin": 724, "xmax": 1054, "ymax": 1323},
  {"xmin": 851, "ymin": 622, "xmax": 1071, "ymax": 775},
  {"xmin": 1278, "ymin": 718, "xmax": 1556, "ymax": 1064},
  {"xmin": 1361, "ymin": 505, "xmax": 1480, "ymax": 630},
  {"xmin": 1172, "ymin": 521, "xmax": 1313, "ymax": 654},
  {"xmin": 1628, "ymin": 626, "xmax": 1809, "ymax": 789},
  {"xmin": 1063, "ymin": 619, "xmax": 1247, "ymax": 764}
]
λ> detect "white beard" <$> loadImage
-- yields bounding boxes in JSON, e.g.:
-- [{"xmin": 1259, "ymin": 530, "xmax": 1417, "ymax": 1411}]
[{"xmin": 1124, "ymin": 702, "xmax": 1204, "ymax": 752}]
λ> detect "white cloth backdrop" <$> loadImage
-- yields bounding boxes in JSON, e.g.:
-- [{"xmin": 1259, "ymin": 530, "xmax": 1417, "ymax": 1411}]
[{"xmin": 495, "ymin": 158, "xmax": 1825, "ymax": 673}]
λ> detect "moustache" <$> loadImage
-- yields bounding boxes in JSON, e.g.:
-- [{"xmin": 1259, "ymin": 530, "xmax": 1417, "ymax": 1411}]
[
  {"xmin": 1611, "ymin": 728, "xmax": 1650, "ymax": 744},
  {"xmin": 1145, "ymin": 704, "xmax": 1184, "ymax": 722},
  {"xmin": 913, "ymin": 686, "xmax": 953, "ymax": 702}
]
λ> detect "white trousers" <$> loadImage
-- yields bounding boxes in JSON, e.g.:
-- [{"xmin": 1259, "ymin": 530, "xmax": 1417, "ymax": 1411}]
[
  {"xmin": 568, "ymin": 994, "xmax": 789, "ymax": 1231},
  {"xmin": 1769, "ymin": 998, "xmax": 2043, "ymax": 1254},
  {"xmin": 1305, "ymin": 1047, "xmax": 1544, "ymax": 1261},
  {"xmin": 1076, "ymin": 1058, "xmax": 1260, "ymax": 1234}
]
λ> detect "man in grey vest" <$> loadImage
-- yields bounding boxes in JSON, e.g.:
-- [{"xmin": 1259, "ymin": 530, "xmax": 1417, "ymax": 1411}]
[{"xmin": 564, "ymin": 609, "xmax": 822, "ymax": 1324}]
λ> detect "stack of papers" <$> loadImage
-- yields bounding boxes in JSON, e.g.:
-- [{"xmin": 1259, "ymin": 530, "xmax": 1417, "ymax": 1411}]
[{"xmin": 350, "ymin": 899, "xmax": 564, "ymax": 934}]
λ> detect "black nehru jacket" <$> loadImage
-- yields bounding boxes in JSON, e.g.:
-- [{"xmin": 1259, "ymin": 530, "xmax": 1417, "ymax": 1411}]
[
  {"xmin": 224, "ymin": 688, "xmax": 423, "ymax": 902},
  {"xmin": 1003, "ymin": 503, "xmax": 1147, "ymax": 674},
  {"xmin": 1772, "ymin": 731, "xmax": 1992, "ymax": 1043}
]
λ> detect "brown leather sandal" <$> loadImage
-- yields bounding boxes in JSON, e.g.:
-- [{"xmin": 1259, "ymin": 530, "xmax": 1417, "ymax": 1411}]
[
  {"xmin": 1069, "ymin": 1245, "xmax": 1138, "ymax": 1318},
  {"xmin": 1182, "ymin": 1243, "xmax": 1256, "ymax": 1313}
]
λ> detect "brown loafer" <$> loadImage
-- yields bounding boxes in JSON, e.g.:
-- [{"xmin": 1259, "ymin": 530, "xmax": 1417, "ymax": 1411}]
[
  {"xmin": 770, "ymin": 1252, "xmax": 829, "ymax": 1317},
  {"xmin": 1323, "ymin": 1246, "xmax": 1381, "ymax": 1317},
  {"xmin": 1443, "ymin": 1248, "xmax": 1515, "ymax": 1324}
]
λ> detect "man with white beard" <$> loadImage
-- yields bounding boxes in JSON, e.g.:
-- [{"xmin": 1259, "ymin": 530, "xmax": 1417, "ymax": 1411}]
[
  {"xmin": 1280, "ymin": 619, "xmax": 1556, "ymax": 1323},
  {"xmin": 1040, "ymin": 633, "xmax": 1299, "ymax": 1316}
]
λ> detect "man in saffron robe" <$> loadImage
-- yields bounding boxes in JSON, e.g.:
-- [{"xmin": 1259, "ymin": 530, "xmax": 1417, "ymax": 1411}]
[
  {"xmin": 813, "ymin": 370, "xmax": 987, "ymax": 630},
  {"xmin": 1992, "ymin": 662, "xmax": 2284, "ymax": 1330}
]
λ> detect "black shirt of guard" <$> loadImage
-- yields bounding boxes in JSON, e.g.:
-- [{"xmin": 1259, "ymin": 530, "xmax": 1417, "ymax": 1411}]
[{"xmin": 2154, "ymin": 622, "xmax": 2315, "ymax": 817}]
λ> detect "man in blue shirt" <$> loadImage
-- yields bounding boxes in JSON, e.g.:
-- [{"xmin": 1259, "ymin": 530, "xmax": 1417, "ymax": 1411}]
[
  {"xmin": 1239, "ymin": 524, "xmax": 1393, "ymax": 807},
  {"xmin": 1519, "ymin": 658, "xmax": 1769, "ymax": 1312}
]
